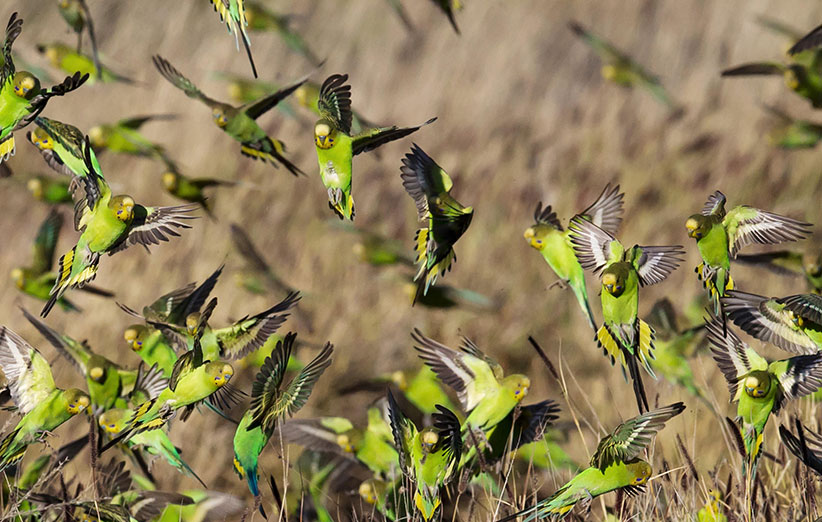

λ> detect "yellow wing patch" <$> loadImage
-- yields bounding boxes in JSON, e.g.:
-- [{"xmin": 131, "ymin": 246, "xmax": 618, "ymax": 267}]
[
  {"xmin": 596, "ymin": 326, "xmax": 627, "ymax": 372},
  {"xmin": 637, "ymin": 319, "xmax": 656, "ymax": 378}
]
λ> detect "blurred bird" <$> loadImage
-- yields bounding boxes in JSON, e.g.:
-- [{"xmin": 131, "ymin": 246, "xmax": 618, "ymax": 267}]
[
  {"xmin": 706, "ymin": 315, "xmax": 822, "ymax": 490},
  {"xmin": 338, "ymin": 365, "xmax": 458, "ymax": 416},
  {"xmin": 514, "ymin": 430, "xmax": 578, "ymax": 471},
  {"xmin": 208, "ymin": 0, "xmax": 257, "ymax": 78},
  {"xmin": 162, "ymin": 169, "xmax": 234, "ymax": 217},
  {"xmin": 570, "ymin": 215, "xmax": 684, "ymax": 413},
  {"xmin": 359, "ymin": 477, "xmax": 406, "ymax": 521},
  {"xmin": 779, "ymin": 417, "xmax": 822, "ymax": 477},
  {"xmin": 400, "ymin": 274, "xmax": 496, "ymax": 310},
  {"xmin": 388, "ymin": 390, "xmax": 462, "ymax": 521},
  {"xmin": 499, "ymin": 403, "xmax": 685, "ymax": 521},
  {"xmin": 25, "ymin": 174, "xmax": 72, "ymax": 204},
  {"xmin": 697, "ymin": 489, "xmax": 728, "ymax": 522},
  {"xmin": 88, "ymin": 113, "xmax": 176, "ymax": 163},
  {"xmin": 0, "ymin": 326, "xmax": 90, "ymax": 471},
  {"xmin": 763, "ymin": 105, "xmax": 822, "ymax": 149},
  {"xmin": 329, "ymin": 220, "xmax": 414, "ymax": 267},
  {"xmin": 0, "ymin": 13, "xmax": 89, "ymax": 164},
  {"xmin": 400, "ymin": 144, "xmax": 472, "ymax": 300},
  {"xmin": 412, "ymin": 329, "xmax": 530, "ymax": 436},
  {"xmin": 315, "ymin": 74, "xmax": 435, "ymax": 219},
  {"xmin": 685, "ymin": 190, "xmax": 811, "ymax": 320},
  {"xmin": 724, "ymin": 290, "xmax": 822, "ymax": 355},
  {"xmin": 153, "ymin": 55, "xmax": 305, "ymax": 176},
  {"xmin": 55, "ymin": 0, "xmax": 101, "ymax": 79},
  {"xmin": 37, "ymin": 42, "xmax": 131, "ymax": 84},
  {"xmin": 124, "ymin": 324, "xmax": 178, "ymax": 378},
  {"xmin": 735, "ymin": 248, "xmax": 822, "ymax": 294},
  {"xmin": 233, "ymin": 333, "xmax": 333, "ymax": 514},
  {"xmin": 428, "ymin": 0, "xmax": 463, "ymax": 34},
  {"xmin": 11, "ymin": 209, "xmax": 113, "ymax": 312},
  {"xmin": 525, "ymin": 183, "xmax": 625, "ymax": 330},
  {"xmin": 568, "ymin": 20, "xmax": 676, "ymax": 107},
  {"xmin": 42, "ymin": 139, "xmax": 198, "ymax": 317},
  {"xmin": 243, "ymin": 1, "xmax": 322, "ymax": 65},
  {"xmin": 214, "ymin": 72, "xmax": 298, "ymax": 119},
  {"xmin": 99, "ymin": 409, "xmax": 206, "ymax": 487},
  {"xmin": 229, "ymin": 222, "xmax": 298, "ymax": 296}
]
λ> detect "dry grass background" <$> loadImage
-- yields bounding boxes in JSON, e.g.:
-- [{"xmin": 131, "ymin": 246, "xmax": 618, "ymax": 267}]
[{"xmin": 4, "ymin": 0, "xmax": 822, "ymax": 520}]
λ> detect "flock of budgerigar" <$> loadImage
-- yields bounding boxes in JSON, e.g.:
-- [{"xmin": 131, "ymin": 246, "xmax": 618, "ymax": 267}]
[{"xmin": 5, "ymin": 2, "xmax": 822, "ymax": 522}]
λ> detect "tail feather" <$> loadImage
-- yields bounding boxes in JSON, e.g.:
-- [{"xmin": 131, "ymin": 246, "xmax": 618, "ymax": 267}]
[
  {"xmin": 43, "ymin": 246, "xmax": 99, "ymax": 317},
  {"xmin": 626, "ymin": 353, "xmax": 649, "ymax": 414},
  {"xmin": 241, "ymin": 138, "xmax": 305, "ymax": 177}
]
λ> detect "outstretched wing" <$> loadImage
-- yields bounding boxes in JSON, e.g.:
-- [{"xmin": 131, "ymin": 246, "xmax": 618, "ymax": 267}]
[
  {"xmin": 591, "ymin": 402, "xmax": 686, "ymax": 470},
  {"xmin": 780, "ymin": 293, "xmax": 822, "ymax": 326},
  {"xmin": 773, "ymin": 353, "xmax": 822, "ymax": 401},
  {"xmin": 21, "ymin": 307, "xmax": 91, "ymax": 374},
  {"xmin": 788, "ymin": 24, "xmax": 822, "ymax": 55},
  {"xmin": 242, "ymin": 74, "xmax": 308, "ymax": 120},
  {"xmin": 214, "ymin": 291, "xmax": 301, "ymax": 360},
  {"xmin": 630, "ymin": 245, "xmax": 685, "ymax": 287},
  {"xmin": 21, "ymin": 72, "xmax": 89, "ymax": 128},
  {"xmin": 705, "ymin": 313, "xmax": 769, "ymax": 398},
  {"xmin": 576, "ymin": 183, "xmax": 624, "ymax": 235},
  {"xmin": 161, "ymin": 265, "xmax": 223, "ymax": 325},
  {"xmin": 353, "ymin": 118, "xmax": 436, "ymax": 156},
  {"xmin": 107, "ymin": 204, "xmax": 198, "ymax": 254},
  {"xmin": 387, "ymin": 390, "xmax": 416, "ymax": 474},
  {"xmin": 153, "ymin": 55, "xmax": 220, "ymax": 107},
  {"xmin": 262, "ymin": 341, "xmax": 333, "ymax": 428},
  {"xmin": 721, "ymin": 63, "xmax": 786, "ymax": 77},
  {"xmin": 432, "ymin": 404, "xmax": 462, "ymax": 480},
  {"xmin": 723, "ymin": 206, "xmax": 811, "ymax": 258},
  {"xmin": 400, "ymin": 143, "xmax": 454, "ymax": 220},
  {"xmin": 780, "ymin": 418, "xmax": 822, "ymax": 476},
  {"xmin": 317, "ymin": 74, "xmax": 352, "ymax": 135},
  {"xmin": 701, "ymin": 191, "xmax": 726, "ymax": 217},
  {"xmin": 0, "ymin": 13, "xmax": 22, "ymax": 89},
  {"xmin": 568, "ymin": 20, "xmax": 627, "ymax": 64},
  {"xmin": 31, "ymin": 209, "xmax": 62, "ymax": 275},
  {"xmin": 567, "ymin": 215, "xmax": 622, "ymax": 274},
  {"xmin": 723, "ymin": 291, "xmax": 819, "ymax": 355},
  {"xmin": 0, "ymin": 326, "xmax": 56, "ymax": 414}
]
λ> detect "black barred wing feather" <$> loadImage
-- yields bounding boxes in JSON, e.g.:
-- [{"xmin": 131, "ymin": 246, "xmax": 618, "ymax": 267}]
[
  {"xmin": 352, "ymin": 118, "xmax": 436, "ymax": 156},
  {"xmin": 532, "ymin": 202, "xmax": 562, "ymax": 230},
  {"xmin": 153, "ymin": 55, "xmax": 220, "ymax": 107},
  {"xmin": 568, "ymin": 215, "xmax": 620, "ymax": 274},
  {"xmin": 724, "ymin": 291, "xmax": 819, "ymax": 355},
  {"xmin": 243, "ymin": 74, "xmax": 308, "ymax": 120},
  {"xmin": 432, "ymin": 404, "xmax": 462, "ymax": 480},
  {"xmin": 705, "ymin": 314, "xmax": 768, "ymax": 397},
  {"xmin": 215, "ymin": 291, "xmax": 300, "ymax": 360},
  {"xmin": 724, "ymin": 206, "xmax": 811, "ymax": 258},
  {"xmin": 701, "ymin": 191, "xmax": 726, "ymax": 217},
  {"xmin": 576, "ymin": 183, "xmax": 624, "ymax": 236},
  {"xmin": 781, "ymin": 293, "xmax": 822, "ymax": 326},
  {"xmin": 788, "ymin": 24, "xmax": 822, "ymax": 55},
  {"xmin": 318, "ymin": 74, "xmax": 352, "ymax": 135},
  {"xmin": 630, "ymin": 244, "xmax": 685, "ymax": 287},
  {"xmin": 0, "ymin": 13, "xmax": 22, "ymax": 89},
  {"xmin": 21, "ymin": 72, "xmax": 89, "ymax": 128},
  {"xmin": 387, "ymin": 390, "xmax": 415, "ymax": 473},
  {"xmin": 591, "ymin": 402, "xmax": 685, "ymax": 470},
  {"xmin": 774, "ymin": 353, "xmax": 822, "ymax": 402},
  {"xmin": 721, "ymin": 62, "xmax": 786, "ymax": 77},
  {"xmin": 108, "ymin": 204, "xmax": 198, "ymax": 254},
  {"xmin": 400, "ymin": 143, "xmax": 453, "ymax": 220}
]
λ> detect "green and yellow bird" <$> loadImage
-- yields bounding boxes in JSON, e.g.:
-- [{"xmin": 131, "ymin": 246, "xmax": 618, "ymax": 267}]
[
  {"xmin": 280, "ymin": 405, "xmax": 400, "ymax": 479},
  {"xmin": 429, "ymin": 0, "xmax": 463, "ymax": 34},
  {"xmin": 388, "ymin": 390, "xmax": 461, "ymax": 521},
  {"xmin": 706, "ymin": 315, "xmax": 822, "ymax": 489},
  {"xmin": 88, "ymin": 114, "xmax": 176, "ymax": 163},
  {"xmin": 233, "ymin": 333, "xmax": 333, "ymax": 513},
  {"xmin": 400, "ymin": 144, "xmax": 472, "ymax": 299},
  {"xmin": 763, "ymin": 105, "xmax": 822, "ymax": 149},
  {"xmin": 413, "ymin": 329, "xmax": 530, "ymax": 435},
  {"xmin": 42, "ymin": 138, "xmax": 198, "ymax": 317},
  {"xmin": 123, "ymin": 324, "xmax": 178, "ymax": 378},
  {"xmin": 735, "ymin": 248, "xmax": 822, "ymax": 294},
  {"xmin": 724, "ymin": 290, "xmax": 822, "ymax": 355},
  {"xmin": 569, "ymin": 20, "xmax": 675, "ymax": 107},
  {"xmin": 0, "ymin": 13, "xmax": 88, "ymax": 164},
  {"xmin": 338, "ymin": 365, "xmax": 457, "ymax": 416},
  {"xmin": 296, "ymin": 80, "xmax": 377, "ymax": 134},
  {"xmin": 37, "ymin": 42, "xmax": 131, "ymax": 84},
  {"xmin": 315, "ymin": 74, "xmax": 436, "ymax": 220},
  {"xmin": 0, "ymin": 326, "xmax": 90, "ymax": 471},
  {"xmin": 329, "ymin": 220, "xmax": 414, "ymax": 267},
  {"xmin": 499, "ymin": 403, "xmax": 685, "ymax": 521},
  {"xmin": 55, "ymin": 0, "xmax": 101, "ymax": 78},
  {"xmin": 153, "ymin": 55, "xmax": 304, "ymax": 176},
  {"xmin": 243, "ymin": 2, "xmax": 321, "ymax": 65},
  {"xmin": 208, "ymin": 0, "xmax": 257, "ymax": 77},
  {"xmin": 99, "ymin": 409, "xmax": 206, "ymax": 487},
  {"xmin": 25, "ymin": 175, "xmax": 72, "ymax": 204},
  {"xmin": 214, "ymin": 72, "xmax": 298, "ymax": 119},
  {"xmin": 162, "ymin": 169, "xmax": 233, "ymax": 216},
  {"xmin": 685, "ymin": 190, "xmax": 811, "ymax": 318},
  {"xmin": 28, "ymin": 116, "xmax": 101, "ymax": 177},
  {"xmin": 11, "ymin": 209, "xmax": 113, "ymax": 312},
  {"xmin": 524, "ymin": 183, "xmax": 624, "ymax": 330},
  {"xmin": 697, "ymin": 489, "xmax": 728, "ymax": 522},
  {"xmin": 570, "ymin": 215, "xmax": 684, "ymax": 413}
]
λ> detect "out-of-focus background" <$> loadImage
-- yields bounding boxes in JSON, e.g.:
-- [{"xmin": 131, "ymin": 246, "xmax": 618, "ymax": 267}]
[{"xmin": 3, "ymin": 0, "xmax": 822, "ymax": 520}]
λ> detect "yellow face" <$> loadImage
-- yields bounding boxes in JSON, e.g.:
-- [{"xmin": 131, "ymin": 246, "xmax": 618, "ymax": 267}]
[
  {"xmin": 98, "ymin": 412, "xmax": 123, "ymax": 434},
  {"xmin": 12, "ymin": 73, "xmax": 38, "ymax": 99},
  {"xmin": 336, "ymin": 434, "xmax": 354, "ymax": 453},
  {"xmin": 314, "ymin": 122, "xmax": 335, "ymax": 149},
  {"xmin": 66, "ymin": 391, "xmax": 90, "ymax": 415},
  {"xmin": 421, "ymin": 430, "xmax": 439, "ymax": 451},
  {"xmin": 29, "ymin": 128, "xmax": 53, "ymax": 150},
  {"xmin": 629, "ymin": 461, "xmax": 652, "ymax": 485},
  {"xmin": 212, "ymin": 363, "xmax": 234, "ymax": 387},
  {"xmin": 523, "ymin": 226, "xmax": 548, "ymax": 251},
  {"xmin": 10, "ymin": 268, "xmax": 23, "ymax": 289},
  {"xmin": 89, "ymin": 366, "xmax": 105, "ymax": 382},
  {"xmin": 390, "ymin": 370, "xmax": 408, "ymax": 390},
  {"xmin": 744, "ymin": 373, "xmax": 771, "ymax": 398},
  {"xmin": 162, "ymin": 172, "xmax": 178, "ymax": 191},
  {"xmin": 88, "ymin": 126, "xmax": 105, "ymax": 147},
  {"xmin": 512, "ymin": 375, "xmax": 530, "ymax": 401},
  {"xmin": 602, "ymin": 272, "xmax": 624, "ymax": 296},
  {"xmin": 359, "ymin": 482, "xmax": 377, "ymax": 505},
  {"xmin": 185, "ymin": 313, "xmax": 199, "ymax": 335},
  {"xmin": 27, "ymin": 178, "xmax": 43, "ymax": 200},
  {"xmin": 212, "ymin": 108, "xmax": 229, "ymax": 127},
  {"xmin": 685, "ymin": 215, "xmax": 704, "ymax": 239},
  {"xmin": 114, "ymin": 196, "xmax": 135, "ymax": 222}
]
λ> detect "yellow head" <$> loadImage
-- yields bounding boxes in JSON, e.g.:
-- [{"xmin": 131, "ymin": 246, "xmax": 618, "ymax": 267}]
[
  {"xmin": 390, "ymin": 370, "xmax": 408, "ymax": 390},
  {"xmin": 744, "ymin": 372, "xmax": 772, "ymax": 398},
  {"xmin": 185, "ymin": 312, "xmax": 200, "ymax": 335},
  {"xmin": 626, "ymin": 459, "xmax": 652, "ymax": 485},
  {"xmin": 10, "ymin": 268, "xmax": 24, "ymax": 289},
  {"xmin": 336, "ymin": 434, "xmax": 354, "ymax": 453},
  {"xmin": 523, "ymin": 224, "xmax": 551, "ymax": 251},
  {"xmin": 685, "ymin": 214, "xmax": 710, "ymax": 240},
  {"xmin": 358, "ymin": 481, "xmax": 378, "ymax": 505},
  {"xmin": 124, "ymin": 324, "xmax": 145, "ymax": 351},
  {"xmin": 12, "ymin": 72, "xmax": 40, "ymax": 100},
  {"xmin": 206, "ymin": 361, "xmax": 234, "ymax": 387},
  {"xmin": 789, "ymin": 311, "xmax": 804, "ymax": 329},
  {"xmin": 29, "ymin": 128, "xmax": 53, "ymax": 150},
  {"xmin": 212, "ymin": 107, "xmax": 229, "ymax": 128},
  {"xmin": 27, "ymin": 178, "xmax": 43, "ymax": 200},
  {"xmin": 314, "ymin": 120, "xmax": 337, "ymax": 149},
  {"xmin": 88, "ymin": 125, "xmax": 105, "ymax": 148},
  {"xmin": 601, "ymin": 267, "xmax": 627, "ymax": 297},
  {"xmin": 162, "ymin": 171, "xmax": 179, "ymax": 191},
  {"xmin": 98, "ymin": 409, "xmax": 126, "ymax": 434},
  {"xmin": 65, "ymin": 388, "xmax": 90, "ymax": 415},
  {"xmin": 421, "ymin": 429, "xmax": 439, "ymax": 452},
  {"xmin": 505, "ymin": 374, "xmax": 530, "ymax": 402},
  {"xmin": 87, "ymin": 355, "xmax": 109, "ymax": 383},
  {"xmin": 112, "ymin": 195, "xmax": 135, "ymax": 222}
]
